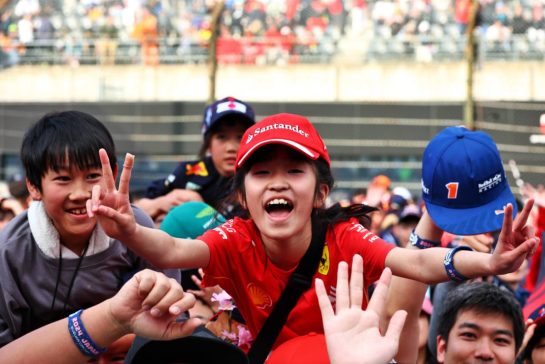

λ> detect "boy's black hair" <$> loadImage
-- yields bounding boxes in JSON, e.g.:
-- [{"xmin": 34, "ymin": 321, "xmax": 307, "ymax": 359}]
[
  {"xmin": 438, "ymin": 282, "xmax": 524, "ymax": 352},
  {"xmin": 227, "ymin": 145, "xmax": 376, "ymax": 228},
  {"xmin": 21, "ymin": 110, "xmax": 116, "ymax": 190}
]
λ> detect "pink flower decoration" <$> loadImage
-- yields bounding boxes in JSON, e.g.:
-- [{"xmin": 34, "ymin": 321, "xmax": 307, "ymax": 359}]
[
  {"xmin": 211, "ymin": 291, "xmax": 236, "ymax": 311},
  {"xmin": 220, "ymin": 330, "xmax": 238, "ymax": 343},
  {"xmin": 237, "ymin": 326, "xmax": 253, "ymax": 348}
]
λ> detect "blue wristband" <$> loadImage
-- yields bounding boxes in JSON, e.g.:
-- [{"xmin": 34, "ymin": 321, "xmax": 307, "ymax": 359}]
[
  {"xmin": 409, "ymin": 230, "xmax": 441, "ymax": 249},
  {"xmin": 443, "ymin": 246, "xmax": 474, "ymax": 282},
  {"xmin": 68, "ymin": 309, "xmax": 107, "ymax": 357}
]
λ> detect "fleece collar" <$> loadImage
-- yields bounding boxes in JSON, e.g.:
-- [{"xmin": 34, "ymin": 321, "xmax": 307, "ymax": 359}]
[{"xmin": 28, "ymin": 201, "xmax": 112, "ymax": 259}]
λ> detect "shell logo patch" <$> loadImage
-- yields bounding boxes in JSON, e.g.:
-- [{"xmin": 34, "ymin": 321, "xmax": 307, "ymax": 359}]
[
  {"xmin": 247, "ymin": 283, "xmax": 272, "ymax": 310},
  {"xmin": 185, "ymin": 161, "xmax": 208, "ymax": 177},
  {"xmin": 318, "ymin": 245, "xmax": 330, "ymax": 275}
]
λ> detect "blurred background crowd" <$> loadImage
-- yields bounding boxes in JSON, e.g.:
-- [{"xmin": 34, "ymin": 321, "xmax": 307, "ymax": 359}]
[
  {"xmin": 1, "ymin": 1, "xmax": 545, "ymax": 362},
  {"xmin": 1, "ymin": 0, "xmax": 545, "ymax": 68}
]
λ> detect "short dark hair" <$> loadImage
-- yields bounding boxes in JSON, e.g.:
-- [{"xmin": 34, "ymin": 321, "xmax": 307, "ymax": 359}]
[
  {"xmin": 521, "ymin": 323, "xmax": 545, "ymax": 362},
  {"xmin": 21, "ymin": 110, "xmax": 116, "ymax": 190},
  {"xmin": 438, "ymin": 282, "xmax": 524, "ymax": 352},
  {"xmin": 351, "ymin": 187, "xmax": 367, "ymax": 198}
]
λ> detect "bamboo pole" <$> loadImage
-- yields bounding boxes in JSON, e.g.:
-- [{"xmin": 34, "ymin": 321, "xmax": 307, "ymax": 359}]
[
  {"xmin": 464, "ymin": 0, "xmax": 479, "ymax": 130},
  {"xmin": 208, "ymin": 0, "xmax": 225, "ymax": 104}
]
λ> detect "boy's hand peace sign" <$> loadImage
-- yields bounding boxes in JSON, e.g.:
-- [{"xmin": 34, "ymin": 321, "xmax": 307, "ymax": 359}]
[
  {"xmin": 87, "ymin": 149, "xmax": 137, "ymax": 240},
  {"xmin": 489, "ymin": 199, "xmax": 539, "ymax": 275}
]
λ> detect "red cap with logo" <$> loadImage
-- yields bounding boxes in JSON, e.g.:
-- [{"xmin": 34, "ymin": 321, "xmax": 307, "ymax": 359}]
[{"xmin": 235, "ymin": 113, "xmax": 330, "ymax": 170}]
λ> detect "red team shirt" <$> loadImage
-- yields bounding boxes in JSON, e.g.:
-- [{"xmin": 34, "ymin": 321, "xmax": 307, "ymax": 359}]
[{"xmin": 200, "ymin": 217, "xmax": 395, "ymax": 347}]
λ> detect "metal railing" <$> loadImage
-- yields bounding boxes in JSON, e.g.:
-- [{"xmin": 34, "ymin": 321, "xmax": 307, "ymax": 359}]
[
  {"xmin": 2, "ymin": 35, "xmax": 337, "ymax": 67},
  {"xmin": 3, "ymin": 33, "xmax": 543, "ymax": 68},
  {"xmin": 366, "ymin": 34, "xmax": 545, "ymax": 62}
]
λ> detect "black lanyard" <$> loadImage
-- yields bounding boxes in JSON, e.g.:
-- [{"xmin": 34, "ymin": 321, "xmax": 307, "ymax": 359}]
[
  {"xmin": 247, "ymin": 217, "xmax": 327, "ymax": 364},
  {"xmin": 50, "ymin": 242, "xmax": 90, "ymax": 314}
]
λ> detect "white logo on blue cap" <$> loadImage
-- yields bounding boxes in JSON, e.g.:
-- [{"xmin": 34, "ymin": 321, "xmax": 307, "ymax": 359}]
[
  {"xmin": 421, "ymin": 179, "xmax": 429, "ymax": 195},
  {"xmin": 495, "ymin": 206, "xmax": 507, "ymax": 215},
  {"xmin": 478, "ymin": 174, "xmax": 502, "ymax": 193},
  {"xmin": 205, "ymin": 108, "xmax": 212, "ymax": 126},
  {"xmin": 216, "ymin": 101, "xmax": 247, "ymax": 114}
]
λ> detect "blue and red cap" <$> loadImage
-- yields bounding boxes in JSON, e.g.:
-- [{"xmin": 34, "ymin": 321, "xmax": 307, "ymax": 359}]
[
  {"xmin": 422, "ymin": 126, "xmax": 516, "ymax": 235},
  {"xmin": 525, "ymin": 304, "xmax": 545, "ymax": 327},
  {"xmin": 202, "ymin": 96, "xmax": 255, "ymax": 136}
]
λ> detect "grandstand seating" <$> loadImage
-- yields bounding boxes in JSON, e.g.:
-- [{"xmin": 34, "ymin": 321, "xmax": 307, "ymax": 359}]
[{"xmin": 1, "ymin": 0, "xmax": 544, "ymax": 69}]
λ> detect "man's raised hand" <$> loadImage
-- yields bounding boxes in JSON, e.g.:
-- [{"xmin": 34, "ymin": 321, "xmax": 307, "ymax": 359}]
[
  {"xmin": 87, "ymin": 148, "xmax": 137, "ymax": 240},
  {"xmin": 490, "ymin": 199, "xmax": 539, "ymax": 275}
]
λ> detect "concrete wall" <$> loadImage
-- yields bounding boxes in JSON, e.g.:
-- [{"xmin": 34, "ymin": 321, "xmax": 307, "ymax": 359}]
[{"xmin": 1, "ymin": 61, "xmax": 544, "ymax": 102}]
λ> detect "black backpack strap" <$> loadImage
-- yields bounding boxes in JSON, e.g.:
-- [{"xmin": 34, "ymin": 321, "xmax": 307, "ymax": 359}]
[{"xmin": 247, "ymin": 217, "xmax": 327, "ymax": 364}]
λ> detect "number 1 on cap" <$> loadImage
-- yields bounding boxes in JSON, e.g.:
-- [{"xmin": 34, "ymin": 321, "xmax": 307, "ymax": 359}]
[{"xmin": 446, "ymin": 182, "xmax": 459, "ymax": 199}]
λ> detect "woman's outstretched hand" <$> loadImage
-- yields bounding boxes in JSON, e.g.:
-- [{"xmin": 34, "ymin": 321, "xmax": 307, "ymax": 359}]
[
  {"xmin": 316, "ymin": 255, "xmax": 407, "ymax": 364},
  {"xmin": 490, "ymin": 199, "xmax": 539, "ymax": 275},
  {"xmin": 87, "ymin": 148, "xmax": 137, "ymax": 240}
]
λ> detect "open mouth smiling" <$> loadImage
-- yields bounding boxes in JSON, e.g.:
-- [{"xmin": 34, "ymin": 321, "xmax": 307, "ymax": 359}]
[{"xmin": 265, "ymin": 198, "xmax": 294, "ymax": 216}]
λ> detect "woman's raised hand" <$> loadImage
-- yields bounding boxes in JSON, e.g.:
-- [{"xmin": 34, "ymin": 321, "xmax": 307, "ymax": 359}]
[{"xmin": 316, "ymin": 255, "xmax": 407, "ymax": 364}]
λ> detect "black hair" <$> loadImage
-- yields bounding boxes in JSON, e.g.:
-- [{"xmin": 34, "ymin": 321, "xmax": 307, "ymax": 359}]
[
  {"xmin": 351, "ymin": 187, "xmax": 367, "ymax": 197},
  {"xmin": 198, "ymin": 114, "xmax": 255, "ymax": 158},
  {"xmin": 225, "ymin": 145, "xmax": 376, "ymax": 227},
  {"xmin": 438, "ymin": 282, "xmax": 524, "ymax": 352},
  {"xmin": 0, "ymin": 198, "xmax": 16, "ymax": 222},
  {"xmin": 21, "ymin": 110, "xmax": 116, "ymax": 191},
  {"xmin": 8, "ymin": 175, "xmax": 29, "ymax": 205},
  {"xmin": 520, "ymin": 323, "xmax": 545, "ymax": 363},
  {"xmin": 398, "ymin": 215, "xmax": 420, "ymax": 226}
]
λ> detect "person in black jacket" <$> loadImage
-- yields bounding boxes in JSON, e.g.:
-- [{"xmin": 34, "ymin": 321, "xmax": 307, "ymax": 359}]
[{"xmin": 136, "ymin": 97, "xmax": 256, "ymax": 219}]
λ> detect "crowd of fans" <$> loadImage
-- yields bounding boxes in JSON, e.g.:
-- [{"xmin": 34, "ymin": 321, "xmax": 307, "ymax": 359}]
[
  {"xmin": 2, "ymin": 151, "xmax": 545, "ymax": 363},
  {"xmin": 370, "ymin": 0, "xmax": 545, "ymax": 61},
  {"xmin": 0, "ymin": 98, "xmax": 545, "ymax": 363},
  {"xmin": 1, "ymin": 0, "xmax": 545, "ymax": 68}
]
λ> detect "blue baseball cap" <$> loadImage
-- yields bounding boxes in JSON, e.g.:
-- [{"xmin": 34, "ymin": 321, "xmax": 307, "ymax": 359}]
[
  {"xmin": 201, "ymin": 96, "xmax": 255, "ymax": 136},
  {"xmin": 422, "ymin": 126, "xmax": 516, "ymax": 235}
]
